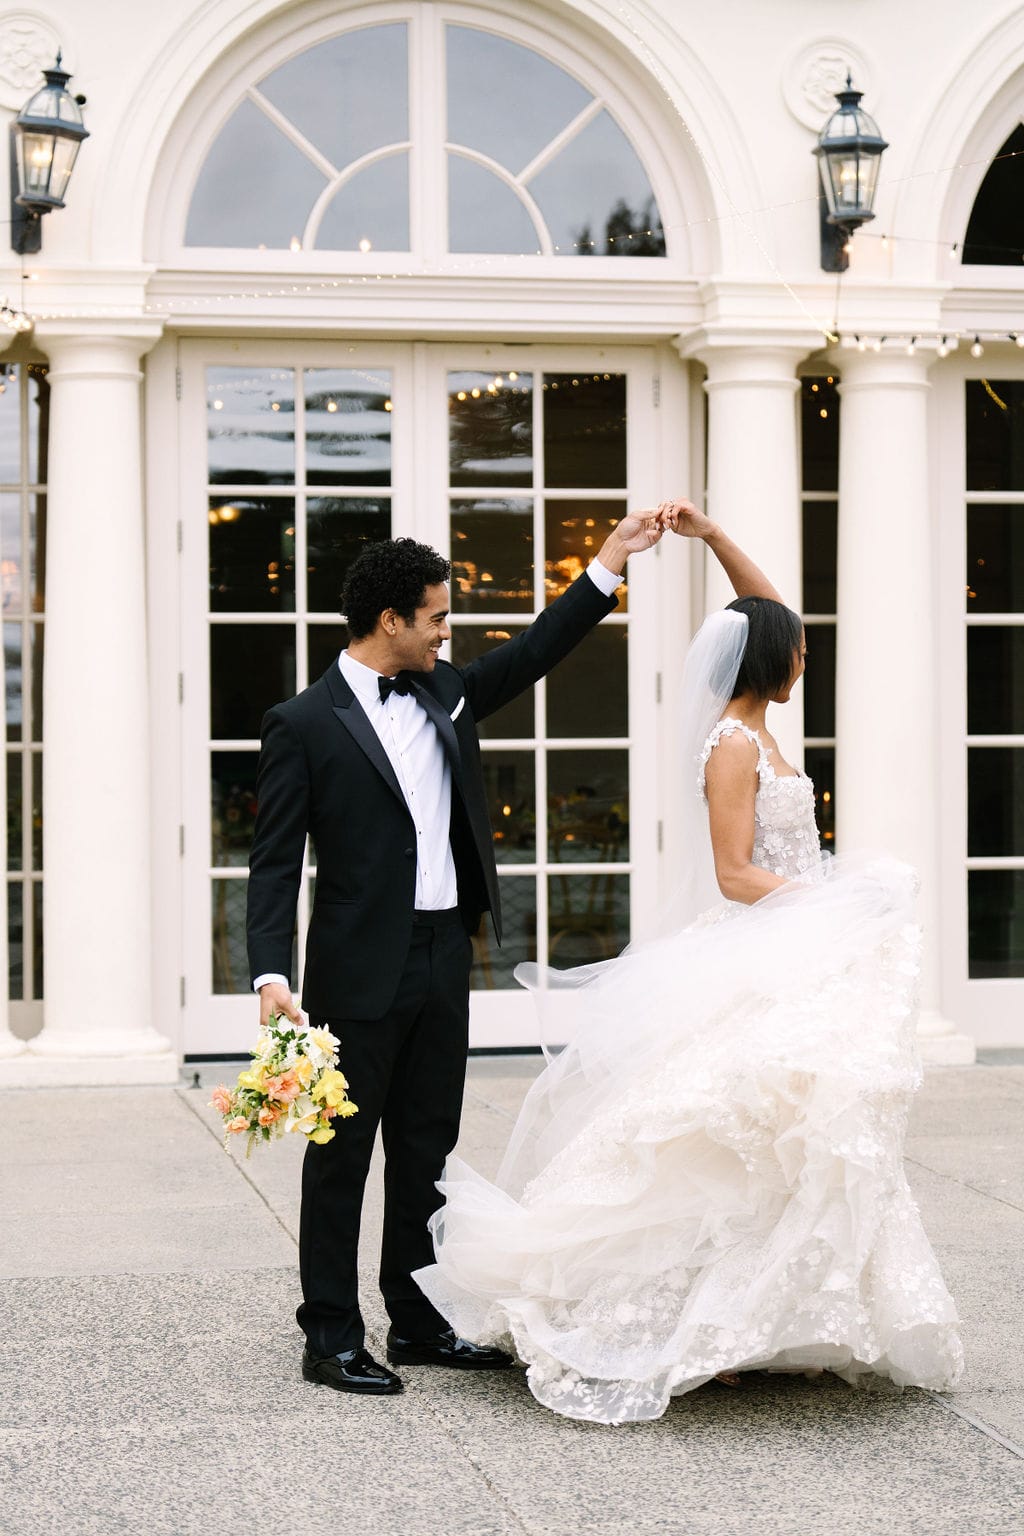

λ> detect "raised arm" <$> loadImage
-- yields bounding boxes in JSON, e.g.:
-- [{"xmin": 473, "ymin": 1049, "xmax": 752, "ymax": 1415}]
[{"xmin": 659, "ymin": 498, "xmax": 783, "ymax": 603}]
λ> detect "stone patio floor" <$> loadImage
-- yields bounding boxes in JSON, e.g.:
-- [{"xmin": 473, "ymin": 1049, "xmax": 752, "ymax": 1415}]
[{"xmin": 3, "ymin": 1055, "xmax": 1024, "ymax": 1535}]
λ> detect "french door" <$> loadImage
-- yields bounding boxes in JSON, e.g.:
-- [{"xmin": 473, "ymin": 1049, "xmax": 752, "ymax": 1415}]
[{"xmin": 178, "ymin": 339, "xmax": 663, "ymax": 1054}]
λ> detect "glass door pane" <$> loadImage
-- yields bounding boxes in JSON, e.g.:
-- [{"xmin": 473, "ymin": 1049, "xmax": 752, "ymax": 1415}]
[
  {"xmin": 184, "ymin": 347, "xmax": 399, "ymax": 1053},
  {"xmin": 446, "ymin": 366, "xmax": 633, "ymax": 998}
]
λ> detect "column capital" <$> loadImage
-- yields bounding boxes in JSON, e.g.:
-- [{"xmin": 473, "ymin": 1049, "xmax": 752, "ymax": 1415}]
[
  {"xmin": 32, "ymin": 319, "xmax": 164, "ymax": 380},
  {"xmin": 832, "ymin": 348, "xmax": 932, "ymax": 394},
  {"xmin": 674, "ymin": 332, "xmax": 811, "ymax": 389}
]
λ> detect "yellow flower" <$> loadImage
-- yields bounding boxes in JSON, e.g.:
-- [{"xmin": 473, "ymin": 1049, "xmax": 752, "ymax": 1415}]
[
  {"xmin": 293, "ymin": 1055, "xmax": 314, "ymax": 1087},
  {"xmin": 311, "ymin": 1068, "xmax": 349, "ymax": 1109},
  {"xmin": 309, "ymin": 1125, "xmax": 336, "ymax": 1145},
  {"xmin": 236, "ymin": 1066, "xmax": 265, "ymax": 1091},
  {"xmin": 335, "ymin": 1099, "xmax": 359, "ymax": 1118}
]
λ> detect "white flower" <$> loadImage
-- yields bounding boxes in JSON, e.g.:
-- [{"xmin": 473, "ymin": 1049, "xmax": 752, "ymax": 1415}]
[
  {"xmin": 285, "ymin": 1093, "xmax": 318, "ymax": 1135},
  {"xmin": 303, "ymin": 1026, "xmax": 341, "ymax": 1071}
]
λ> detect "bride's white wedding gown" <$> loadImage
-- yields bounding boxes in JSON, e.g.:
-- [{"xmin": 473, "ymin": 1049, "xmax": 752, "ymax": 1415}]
[{"xmin": 415, "ymin": 719, "xmax": 964, "ymax": 1423}]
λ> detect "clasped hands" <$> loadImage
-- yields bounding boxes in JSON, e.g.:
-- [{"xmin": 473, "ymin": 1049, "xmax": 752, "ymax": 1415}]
[{"xmin": 609, "ymin": 498, "xmax": 716, "ymax": 554}]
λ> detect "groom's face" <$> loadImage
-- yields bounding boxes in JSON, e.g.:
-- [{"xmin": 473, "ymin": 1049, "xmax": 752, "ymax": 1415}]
[{"xmin": 393, "ymin": 582, "xmax": 451, "ymax": 673}]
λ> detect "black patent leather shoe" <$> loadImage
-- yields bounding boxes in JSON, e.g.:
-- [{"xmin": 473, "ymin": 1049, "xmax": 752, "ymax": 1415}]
[
  {"xmin": 301, "ymin": 1346, "xmax": 403, "ymax": 1394},
  {"xmin": 385, "ymin": 1327, "xmax": 514, "ymax": 1370}
]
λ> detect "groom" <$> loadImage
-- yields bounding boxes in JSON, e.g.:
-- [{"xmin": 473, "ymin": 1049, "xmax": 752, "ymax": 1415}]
[{"xmin": 247, "ymin": 515, "xmax": 662, "ymax": 1394}]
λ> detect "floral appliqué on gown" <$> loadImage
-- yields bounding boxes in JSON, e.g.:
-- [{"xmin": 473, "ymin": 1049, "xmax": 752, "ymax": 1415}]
[{"xmin": 415, "ymin": 719, "xmax": 964, "ymax": 1423}]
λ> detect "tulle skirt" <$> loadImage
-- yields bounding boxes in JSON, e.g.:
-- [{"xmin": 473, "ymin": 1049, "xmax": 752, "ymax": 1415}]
[{"xmin": 414, "ymin": 855, "xmax": 964, "ymax": 1423}]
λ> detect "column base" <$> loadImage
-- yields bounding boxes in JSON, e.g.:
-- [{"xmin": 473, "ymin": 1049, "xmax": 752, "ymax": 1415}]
[
  {"xmin": 0, "ymin": 1032, "xmax": 28, "ymax": 1057},
  {"xmin": 5, "ymin": 1048, "xmax": 179, "ymax": 1087},
  {"xmin": 916, "ymin": 1009, "xmax": 977, "ymax": 1066},
  {"xmin": 4, "ymin": 1024, "xmax": 180, "ymax": 1085}
]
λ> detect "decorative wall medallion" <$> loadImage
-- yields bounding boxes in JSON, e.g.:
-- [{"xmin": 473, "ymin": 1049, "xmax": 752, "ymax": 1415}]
[
  {"xmin": 0, "ymin": 12, "xmax": 63, "ymax": 111},
  {"xmin": 783, "ymin": 38, "xmax": 875, "ymax": 132}
]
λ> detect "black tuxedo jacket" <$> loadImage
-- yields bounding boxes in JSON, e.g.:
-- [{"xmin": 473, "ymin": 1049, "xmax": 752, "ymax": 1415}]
[{"xmin": 246, "ymin": 572, "xmax": 618, "ymax": 1019}]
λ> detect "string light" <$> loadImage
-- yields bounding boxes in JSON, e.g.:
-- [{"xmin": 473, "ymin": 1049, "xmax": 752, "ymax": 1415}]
[
  {"xmin": 0, "ymin": 303, "xmax": 31, "ymax": 333},
  {"xmin": 971, "ymin": 336, "xmax": 984, "ymax": 358}
]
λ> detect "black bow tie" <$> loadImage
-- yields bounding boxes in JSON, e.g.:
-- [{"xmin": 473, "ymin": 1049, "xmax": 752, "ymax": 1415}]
[{"xmin": 378, "ymin": 671, "xmax": 416, "ymax": 703}]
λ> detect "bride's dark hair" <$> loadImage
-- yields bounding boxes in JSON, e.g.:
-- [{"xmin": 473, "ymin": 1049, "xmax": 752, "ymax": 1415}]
[{"xmin": 725, "ymin": 595, "xmax": 803, "ymax": 700}]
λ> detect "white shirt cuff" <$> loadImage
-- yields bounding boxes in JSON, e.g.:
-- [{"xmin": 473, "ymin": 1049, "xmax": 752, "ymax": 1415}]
[
  {"xmin": 586, "ymin": 557, "xmax": 622, "ymax": 598},
  {"xmin": 253, "ymin": 973, "xmax": 289, "ymax": 993}
]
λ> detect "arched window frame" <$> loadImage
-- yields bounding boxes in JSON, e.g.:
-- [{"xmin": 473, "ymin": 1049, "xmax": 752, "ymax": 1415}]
[
  {"xmin": 936, "ymin": 76, "xmax": 1024, "ymax": 283},
  {"xmin": 147, "ymin": 0, "xmax": 702, "ymax": 276}
]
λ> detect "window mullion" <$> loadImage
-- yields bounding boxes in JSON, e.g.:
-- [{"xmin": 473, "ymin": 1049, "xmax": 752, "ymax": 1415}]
[{"xmin": 409, "ymin": 2, "xmax": 443, "ymax": 262}]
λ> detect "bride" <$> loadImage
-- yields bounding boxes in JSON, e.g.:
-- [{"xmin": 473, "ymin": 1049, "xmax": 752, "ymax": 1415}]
[{"xmin": 414, "ymin": 501, "xmax": 964, "ymax": 1424}]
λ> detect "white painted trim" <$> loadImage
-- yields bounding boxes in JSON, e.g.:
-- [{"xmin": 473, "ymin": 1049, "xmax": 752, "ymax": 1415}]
[
  {"xmin": 303, "ymin": 142, "xmax": 413, "ymax": 249},
  {"xmin": 516, "ymin": 98, "xmax": 604, "ymax": 186},
  {"xmin": 131, "ymin": 0, "xmax": 709, "ymax": 274},
  {"xmin": 247, "ymin": 86, "xmax": 339, "ymax": 181},
  {"xmin": 933, "ymin": 349, "xmax": 1024, "ymax": 1044},
  {"xmin": 445, "ymin": 146, "xmax": 552, "ymax": 255},
  {"xmin": 891, "ymin": 7, "xmax": 1024, "ymax": 278}
]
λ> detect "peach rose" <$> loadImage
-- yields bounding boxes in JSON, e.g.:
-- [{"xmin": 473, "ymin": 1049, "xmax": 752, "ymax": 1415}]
[
  {"xmin": 225, "ymin": 1115, "xmax": 250, "ymax": 1135},
  {"xmin": 264, "ymin": 1071, "xmax": 301, "ymax": 1104},
  {"xmin": 210, "ymin": 1086, "xmax": 234, "ymax": 1115},
  {"xmin": 257, "ymin": 1104, "xmax": 281, "ymax": 1128}
]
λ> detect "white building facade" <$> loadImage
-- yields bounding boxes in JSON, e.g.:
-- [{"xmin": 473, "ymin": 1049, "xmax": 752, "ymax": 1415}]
[{"xmin": 1, "ymin": 0, "xmax": 1022, "ymax": 1082}]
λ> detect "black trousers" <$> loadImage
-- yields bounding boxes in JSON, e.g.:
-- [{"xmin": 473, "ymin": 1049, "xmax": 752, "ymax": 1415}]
[{"xmin": 297, "ymin": 910, "xmax": 473, "ymax": 1357}]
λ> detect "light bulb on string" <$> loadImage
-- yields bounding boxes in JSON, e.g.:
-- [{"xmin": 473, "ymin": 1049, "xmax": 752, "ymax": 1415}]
[
  {"xmin": 1016, "ymin": 334, "xmax": 1024, "ymax": 349},
  {"xmin": 971, "ymin": 336, "xmax": 984, "ymax": 358},
  {"xmin": 937, "ymin": 336, "xmax": 949, "ymax": 358},
  {"xmin": 949, "ymin": 242, "xmax": 959, "ymax": 261},
  {"xmin": 856, "ymin": 335, "xmax": 866, "ymax": 352},
  {"xmin": 871, "ymin": 336, "xmax": 884, "ymax": 353},
  {"xmin": 906, "ymin": 337, "xmax": 917, "ymax": 356}
]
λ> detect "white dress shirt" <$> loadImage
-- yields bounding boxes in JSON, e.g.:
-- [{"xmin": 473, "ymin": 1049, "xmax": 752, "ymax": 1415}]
[{"xmin": 253, "ymin": 557, "xmax": 621, "ymax": 991}]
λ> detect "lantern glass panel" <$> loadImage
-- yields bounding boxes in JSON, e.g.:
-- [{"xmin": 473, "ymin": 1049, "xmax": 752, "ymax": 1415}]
[
  {"xmin": 856, "ymin": 153, "xmax": 881, "ymax": 211},
  {"xmin": 18, "ymin": 132, "xmax": 55, "ymax": 199},
  {"xmin": 831, "ymin": 152, "xmax": 863, "ymax": 218},
  {"xmin": 48, "ymin": 137, "xmax": 80, "ymax": 204},
  {"xmin": 21, "ymin": 81, "xmax": 84, "ymax": 130}
]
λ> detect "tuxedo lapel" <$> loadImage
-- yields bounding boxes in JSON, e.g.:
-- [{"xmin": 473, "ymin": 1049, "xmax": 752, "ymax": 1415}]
[
  {"xmin": 322, "ymin": 665, "xmax": 408, "ymax": 810},
  {"xmin": 412, "ymin": 680, "xmax": 465, "ymax": 793}
]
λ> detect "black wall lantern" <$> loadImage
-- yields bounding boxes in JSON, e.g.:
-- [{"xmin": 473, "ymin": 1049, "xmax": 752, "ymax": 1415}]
[
  {"xmin": 10, "ymin": 52, "xmax": 88, "ymax": 256},
  {"xmin": 814, "ymin": 75, "xmax": 887, "ymax": 273}
]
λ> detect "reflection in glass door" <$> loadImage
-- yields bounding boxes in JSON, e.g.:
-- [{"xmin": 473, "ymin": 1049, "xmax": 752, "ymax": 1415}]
[
  {"xmin": 194, "ymin": 359, "xmax": 395, "ymax": 1042},
  {"xmin": 446, "ymin": 368, "xmax": 633, "ymax": 1009},
  {"xmin": 182, "ymin": 344, "xmax": 659, "ymax": 1055}
]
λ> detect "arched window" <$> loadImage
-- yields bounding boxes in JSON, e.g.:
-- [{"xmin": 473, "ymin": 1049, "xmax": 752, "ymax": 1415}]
[
  {"xmin": 185, "ymin": 16, "xmax": 666, "ymax": 257},
  {"xmin": 962, "ymin": 124, "xmax": 1024, "ymax": 265}
]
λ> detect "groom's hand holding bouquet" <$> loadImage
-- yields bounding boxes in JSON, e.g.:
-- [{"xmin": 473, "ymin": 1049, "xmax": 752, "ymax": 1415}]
[{"xmin": 211, "ymin": 1011, "xmax": 358, "ymax": 1156}]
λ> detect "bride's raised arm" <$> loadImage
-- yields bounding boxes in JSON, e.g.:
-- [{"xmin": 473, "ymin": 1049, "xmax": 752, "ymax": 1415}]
[{"xmin": 656, "ymin": 498, "xmax": 784, "ymax": 603}]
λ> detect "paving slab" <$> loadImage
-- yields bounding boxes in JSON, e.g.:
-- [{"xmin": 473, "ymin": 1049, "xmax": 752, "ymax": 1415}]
[{"xmin": 3, "ymin": 1060, "xmax": 1024, "ymax": 1536}]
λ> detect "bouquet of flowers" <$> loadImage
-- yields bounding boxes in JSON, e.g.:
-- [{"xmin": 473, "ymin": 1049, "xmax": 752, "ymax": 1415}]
[{"xmin": 210, "ymin": 1013, "xmax": 357, "ymax": 1155}]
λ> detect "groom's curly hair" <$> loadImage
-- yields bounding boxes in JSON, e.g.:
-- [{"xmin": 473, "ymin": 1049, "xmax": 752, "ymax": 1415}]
[
  {"xmin": 340, "ymin": 538, "xmax": 451, "ymax": 639},
  {"xmin": 726, "ymin": 596, "xmax": 803, "ymax": 701}
]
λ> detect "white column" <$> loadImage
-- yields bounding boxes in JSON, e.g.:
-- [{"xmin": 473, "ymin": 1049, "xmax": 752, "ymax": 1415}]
[
  {"xmin": 683, "ymin": 342, "xmax": 806, "ymax": 767},
  {"xmin": 835, "ymin": 350, "xmax": 974, "ymax": 1064},
  {"xmin": 8, "ymin": 324, "xmax": 177, "ymax": 1086}
]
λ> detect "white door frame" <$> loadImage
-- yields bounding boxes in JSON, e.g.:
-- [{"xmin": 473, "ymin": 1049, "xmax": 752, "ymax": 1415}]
[
  {"xmin": 171, "ymin": 336, "xmax": 672, "ymax": 1056},
  {"xmin": 934, "ymin": 350, "xmax": 1024, "ymax": 1046}
]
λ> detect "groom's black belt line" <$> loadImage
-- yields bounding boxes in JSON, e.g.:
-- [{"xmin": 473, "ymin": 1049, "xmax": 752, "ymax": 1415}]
[{"xmin": 411, "ymin": 908, "xmax": 463, "ymax": 927}]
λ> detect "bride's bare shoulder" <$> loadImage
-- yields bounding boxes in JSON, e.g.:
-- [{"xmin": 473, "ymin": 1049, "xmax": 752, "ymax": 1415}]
[{"xmin": 703, "ymin": 725, "xmax": 759, "ymax": 787}]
